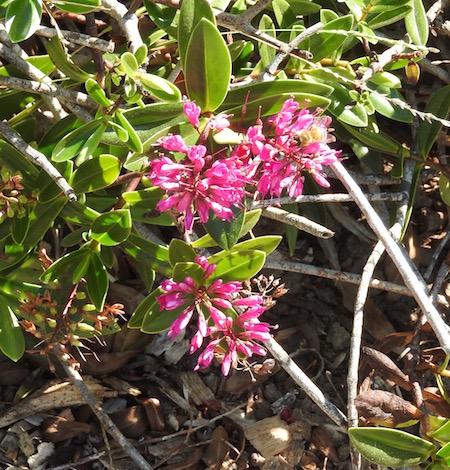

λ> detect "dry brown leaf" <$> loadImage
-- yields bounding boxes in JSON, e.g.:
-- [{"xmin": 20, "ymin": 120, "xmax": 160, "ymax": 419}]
[
  {"xmin": 140, "ymin": 397, "xmax": 165, "ymax": 431},
  {"xmin": 0, "ymin": 377, "xmax": 116, "ymax": 428},
  {"xmin": 355, "ymin": 389, "xmax": 423, "ymax": 427},
  {"xmin": 109, "ymin": 405, "xmax": 148, "ymax": 439},
  {"xmin": 423, "ymin": 387, "xmax": 450, "ymax": 418},
  {"xmin": 43, "ymin": 416, "xmax": 92, "ymax": 442},
  {"xmin": 78, "ymin": 351, "xmax": 137, "ymax": 375},
  {"xmin": 161, "ymin": 446, "xmax": 203, "ymax": 470},
  {"xmin": 202, "ymin": 425, "xmax": 229, "ymax": 470},
  {"xmin": 243, "ymin": 416, "xmax": 290, "ymax": 458},
  {"xmin": 310, "ymin": 426, "xmax": 339, "ymax": 463}
]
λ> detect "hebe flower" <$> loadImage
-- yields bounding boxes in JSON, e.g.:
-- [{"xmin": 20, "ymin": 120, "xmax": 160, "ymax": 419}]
[
  {"xmin": 234, "ymin": 98, "xmax": 341, "ymax": 199},
  {"xmin": 156, "ymin": 257, "xmax": 272, "ymax": 375}
]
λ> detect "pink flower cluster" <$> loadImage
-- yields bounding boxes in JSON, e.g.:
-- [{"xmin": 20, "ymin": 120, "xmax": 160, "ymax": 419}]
[
  {"xmin": 147, "ymin": 98, "xmax": 340, "ymax": 230},
  {"xmin": 156, "ymin": 256, "xmax": 271, "ymax": 375},
  {"xmin": 233, "ymin": 98, "xmax": 341, "ymax": 199}
]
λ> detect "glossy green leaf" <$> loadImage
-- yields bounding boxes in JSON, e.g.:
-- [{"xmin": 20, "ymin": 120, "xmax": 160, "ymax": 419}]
[
  {"xmin": 72, "ymin": 250, "xmax": 92, "ymax": 283},
  {"xmin": 184, "ymin": 18, "xmax": 231, "ymax": 112},
  {"xmin": 11, "ymin": 214, "xmax": 29, "ymax": 245},
  {"xmin": 113, "ymin": 109, "xmax": 143, "ymax": 153},
  {"xmin": 418, "ymin": 85, "xmax": 450, "ymax": 158},
  {"xmin": 40, "ymin": 248, "xmax": 90, "ymax": 283},
  {"xmin": 203, "ymin": 208, "xmax": 245, "ymax": 251},
  {"xmin": 325, "ymin": 82, "xmax": 368, "ymax": 127},
  {"xmin": 405, "ymin": 0, "xmax": 429, "ymax": 45},
  {"xmin": 60, "ymin": 201, "xmax": 100, "ymax": 225},
  {"xmin": 91, "ymin": 209, "xmax": 132, "ymax": 246},
  {"xmin": 192, "ymin": 209, "xmax": 262, "ymax": 249},
  {"xmin": 168, "ymin": 239, "xmax": 196, "ymax": 266},
  {"xmin": 128, "ymin": 288, "xmax": 161, "ymax": 329},
  {"xmin": 71, "ymin": 154, "xmax": 120, "ymax": 194},
  {"xmin": 135, "ymin": 260, "xmax": 155, "ymax": 292},
  {"xmin": 309, "ymin": 15, "xmax": 354, "ymax": 62},
  {"xmin": 142, "ymin": 302, "xmax": 185, "ymax": 334},
  {"xmin": 367, "ymin": 5, "xmax": 411, "ymax": 29},
  {"xmin": 429, "ymin": 419, "xmax": 450, "ymax": 444},
  {"xmin": 61, "ymin": 228, "xmax": 85, "ymax": 247},
  {"xmin": 144, "ymin": 0, "xmax": 177, "ymax": 32},
  {"xmin": 52, "ymin": 118, "xmax": 105, "ymax": 162},
  {"xmin": 259, "ymin": 14, "xmax": 276, "ymax": 66},
  {"xmin": 86, "ymin": 251, "xmax": 108, "ymax": 311},
  {"xmin": 368, "ymin": 87, "xmax": 413, "ymax": 123},
  {"xmin": 121, "ymin": 52, "xmax": 139, "ymax": 78},
  {"xmin": 178, "ymin": 0, "xmax": 215, "ymax": 67},
  {"xmin": 122, "ymin": 187, "xmax": 165, "ymax": 206},
  {"xmin": 134, "ymin": 44, "xmax": 148, "ymax": 66},
  {"xmin": 5, "ymin": 0, "xmax": 41, "ymax": 43},
  {"xmin": 123, "ymin": 233, "xmax": 171, "ymax": 276},
  {"xmin": 226, "ymin": 93, "xmax": 331, "ymax": 126},
  {"xmin": 172, "ymin": 262, "xmax": 204, "ymax": 285},
  {"xmin": 436, "ymin": 441, "xmax": 450, "ymax": 465},
  {"xmin": 85, "ymin": 78, "xmax": 113, "ymax": 107},
  {"xmin": 53, "ymin": 0, "xmax": 100, "ymax": 14},
  {"xmin": 46, "ymin": 35, "xmax": 90, "ymax": 81},
  {"xmin": 38, "ymin": 114, "xmax": 80, "ymax": 158},
  {"xmin": 439, "ymin": 174, "xmax": 450, "ymax": 206},
  {"xmin": 341, "ymin": 122, "xmax": 403, "ymax": 155},
  {"xmin": 138, "ymin": 73, "xmax": 182, "ymax": 103},
  {"xmin": 348, "ymin": 427, "xmax": 436, "ymax": 467},
  {"xmin": 0, "ymin": 298, "xmax": 24, "ymax": 361},
  {"xmin": 36, "ymin": 161, "xmax": 73, "ymax": 202},
  {"xmin": 221, "ymin": 80, "xmax": 333, "ymax": 109},
  {"xmin": 207, "ymin": 250, "xmax": 266, "ymax": 283},
  {"xmin": 233, "ymin": 236, "xmax": 282, "ymax": 256}
]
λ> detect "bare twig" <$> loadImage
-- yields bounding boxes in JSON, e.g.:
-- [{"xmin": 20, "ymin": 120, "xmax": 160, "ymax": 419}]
[
  {"xmin": 86, "ymin": 13, "xmax": 106, "ymax": 86},
  {"xmin": 252, "ymin": 192, "xmax": 407, "ymax": 206},
  {"xmin": 419, "ymin": 57, "xmax": 450, "ymax": 85},
  {"xmin": 0, "ymin": 75, "xmax": 97, "ymax": 108},
  {"xmin": 0, "ymin": 121, "xmax": 76, "ymax": 202},
  {"xmin": 331, "ymin": 161, "xmax": 450, "ymax": 355},
  {"xmin": 262, "ymin": 206, "xmax": 334, "ymax": 238},
  {"xmin": 357, "ymin": 43, "xmax": 405, "ymax": 84},
  {"xmin": 265, "ymin": 337, "xmax": 348, "ymax": 430},
  {"xmin": 424, "ymin": 230, "xmax": 450, "ymax": 281},
  {"xmin": 101, "ymin": 0, "xmax": 143, "ymax": 53},
  {"xmin": 34, "ymin": 25, "xmax": 114, "ymax": 52},
  {"xmin": 264, "ymin": 258, "xmax": 448, "ymax": 306},
  {"xmin": 56, "ymin": 349, "xmax": 153, "ymax": 470}
]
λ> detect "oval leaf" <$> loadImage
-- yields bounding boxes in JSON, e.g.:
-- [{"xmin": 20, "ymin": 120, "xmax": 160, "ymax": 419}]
[
  {"xmin": 53, "ymin": 0, "xmax": 100, "ymax": 14},
  {"xmin": 5, "ymin": 0, "xmax": 42, "ymax": 43},
  {"xmin": 91, "ymin": 209, "xmax": 132, "ymax": 246},
  {"xmin": 203, "ymin": 208, "xmax": 245, "ymax": 251},
  {"xmin": 418, "ymin": 85, "xmax": 450, "ymax": 158},
  {"xmin": 184, "ymin": 18, "xmax": 231, "ymax": 112},
  {"xmin": 71, "ymin": 154, "xmax": 121, "ymax": 194},
  {"xmin": 128, "ymin": 288, "xmax": 161, "ymax": 329},
  {"xmin": 348, "ymin": 427, "xmax": 436, "ymax": 467},
  {"xmin": 168, "ymin": 239, "xmax": 196, "ymax": 266},
  {"xmin": 0, "ymin": 298, "xmax": 25, "ymax": 361},
  {"xmin": 207, "ymin": 250, "xmax": 266, "ymax": 283},
  {"xmin": 139, "ymin": 73, "xmax": 182, "ymax": 103},
  {"xmin": 405, "ymin": 0, "xmax": 429, "ymax": 45},
  {"xmin": 86, "ymin": 251, "xmax": 108, "ymax": 311},
  {"xmin": 85, "ymin": 78, "xmax": 113, "ymax": 107}
]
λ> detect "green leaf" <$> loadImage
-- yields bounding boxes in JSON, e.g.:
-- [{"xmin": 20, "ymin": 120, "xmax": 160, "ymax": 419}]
[
  {"xmin": 405, "ymin": 0, "xmax": 429, "ymax": 45},
  {"xmin": 178, "ymin": 0, "xmax": 215, "ymax": 67},
  {"xmin": 142, "ymin": 303, "xmax": 185, "ymax": 334},
  {"xmin": 71, "ymin": 154, "xmax": 121, "ymax": 194},
  {"xmin": 172, "ymin": 262, "xmax": 204, "ymax": 285},
  {"xmin": 91, "ymin": 209, "xmax": 132, "ymax": 246},
  {"xmin": 439, "ymin": 174, "xmax": 450, "ymax": 206},
  {"xmin": 120, "ymin": 52, "xmax": 139, "ymax": 78},
  {"xmin": 36, "ymin": 160, "xmax": 73, "ymax": 202},
  {"xmin": 192, "ymin": 209, "xmax": 262, "ymax": 249},
  {"xmin": 207, "ymin": 250, "xmax": 266, "ymax": 283},
  {"xmin": 5, "ymin": 0, "xmax": 41, "ymax": 43},
  {"xmin": 0, "ymin": 140, "xmax": 39, "ymax": 187},
  {"xmin": 368, "ymin": 87, "xmax": 413, "ymax": 123},
  {"xmin": 38, "ymin": 114, "xmax": 80, "ymax": 158},
  {"xmin": 184, "ymin": 18, "xmax": 231, "ymax": 112},
  {"xmin": 221, "ymin": 80, "xmax": 333, "ymax": 110},
  {"xmin": 86, "ymin": 251, "xmax": 108, "ymax": 311},
  {"xmin": 436, "ymin": 441, "xmax": 450, "ymax": 465},
  {"xmin": 52, "ymin": 118, "xmax": 106, "ymax": 162},
  {"xmin": 168, "ymin": 239, "xmax": 196, "ymax": 266},
  {"xmin": 11, "ymin": 214, "xmax": 30, "ymax": 245},
  {"xmin": 52, "ymin": 0, "xmax": 100, "ymax": 14},
  {"xmin": 348, "ymin": 427, "xmax": 436, "ymax": 467},
  {"xmin": 309, "ymin": 15, "xmax": 354, "ymax": 62},
  {"xmin": 138, "ymin": 73, "xmax": 182, "ymax": 103},
  {"xmin": 258, "ymin": 14, "xmax": 276, "ymax": 66},
  {"xmin": 203, "ymin": 207, "xmax": 244, "ymax": 251},
  {"xmin": 46, "ymin": 35, "xmax": 90, "ymax": 81},
  {"xmin": 72, "ymin": 250, "xmax": 92, "ymax": 283},
  {"xmin": 367, "ymin": 5, "xmax": 411, "ymax": 29},
  {"xmin": 85, "ymin": 78, "xmax": 113, "ymax": 107},
  {"xmin": 123, "ymin": 233, "xmax": 171, "ymax": 276},
  {"xmin": 60, "ymin": 200, "xmax": 100, "ymax": 225},
  {"xmin": 417, "ymin": 85, "xmax": 450, "ymax": 158},
  {"xmin": 144, "ymin": 0, "xmax": 177, "ymax": 32},
  {"xmin": 128, "ymin": 288, "xmax": 161, "ymax": 329},
  {"xmin": 233, "ymin": 236, "xmax": 282, "ymax": 255},
  {"xmin": 0, "ymin": 297, "xmax": 24, "ymax": 361},
  {"xmin": 327, "ymin": 82, "xmax": 368, "ymax": 127},
  {"xmin": 113, "ymin": 109, "xmax": 143, "ymax": 153},
  {"xmin": 40, "ymin": 248, "xmax": 90, "ymax": 283}
]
